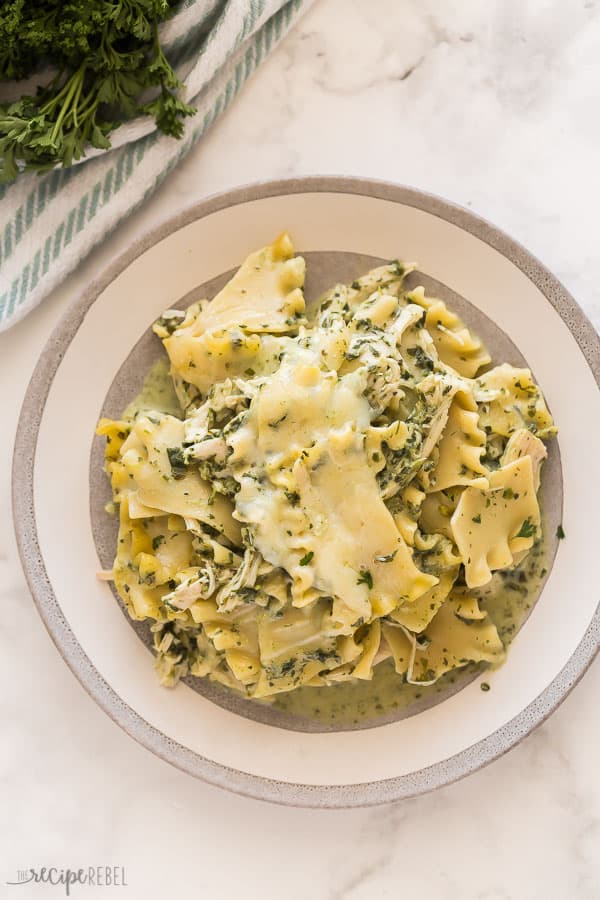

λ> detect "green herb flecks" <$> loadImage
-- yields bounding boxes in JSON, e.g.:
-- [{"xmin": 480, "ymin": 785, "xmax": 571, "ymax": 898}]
[
  {"xmin": 406, "ymin": 345, "xmax": 435, "ymax": 372},
  {"xmin": 516, "ymin": 518, "xmax": 536, "ymax": 539},
  {"xmin": 166, "ymin": 447, "xmax": 187, "ymax": 480},
  {"xmin": 152, "ymin": 309, "xmax": 186, "ymax": 338},
  {"xmin": 299, "ymin": 551, "xmax": 314, "ymax": 566},
  {"xmin": 515, "ymin": 380, "xmax": 537, "ymax": 395},
  {"xmin": 357, "ymin": 569, "xmax": 373, "ymax": 590}
]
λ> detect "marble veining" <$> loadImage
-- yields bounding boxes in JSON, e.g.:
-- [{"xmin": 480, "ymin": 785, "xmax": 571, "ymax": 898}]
[{"xmin": 1, "ymin": 0, "xmax": 599, "ymax": 897}]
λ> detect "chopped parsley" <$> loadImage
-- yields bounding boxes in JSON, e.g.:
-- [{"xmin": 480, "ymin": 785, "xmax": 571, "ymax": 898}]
[
  {"xmin": 154, "ymin": 310, "xmax": 185, "ymax": 336},
  {"xmin": 516, "ymin": 518, "xmax": 536, "ymax": 539},
  {"xmin": 166, "ymin": 447, "xmax": 187, "ymax": 480},
  {"xmin": 515, "ymin": 379, "xmax": 536, "ymax": 394},
  {"xmin": 357, "ymin": 569, "xmax": 373, "ymax": 590},
  {"xmin": 556, "ymin": 524, "xmax": 565, "ymax": 540},
  {"xmin": 299, "ymin": 551, "xmax": 314, "ymax": 566},
  {"xmin": 406, "ymin": 345, "xmax": 434, "ymax": 372},
  {"xmin": 279, "ymin": 658, "xmax": 297, "ymax": 676}
]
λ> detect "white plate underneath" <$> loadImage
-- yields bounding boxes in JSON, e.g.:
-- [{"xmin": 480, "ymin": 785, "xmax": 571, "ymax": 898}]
[{"xmin": 13, "ymin": 178, "xmax": 600, "ymax": 807}]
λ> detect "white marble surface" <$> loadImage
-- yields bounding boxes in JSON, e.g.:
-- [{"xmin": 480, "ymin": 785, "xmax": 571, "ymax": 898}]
[{"xmin": 2, "ymin": 1, "xmax": 599, "ymax": 896}]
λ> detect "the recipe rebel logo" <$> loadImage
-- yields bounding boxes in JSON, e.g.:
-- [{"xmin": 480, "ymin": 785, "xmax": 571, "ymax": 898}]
[{"xmin": 6, "ymin": 867, "xmax": 128, "ymax": 895}]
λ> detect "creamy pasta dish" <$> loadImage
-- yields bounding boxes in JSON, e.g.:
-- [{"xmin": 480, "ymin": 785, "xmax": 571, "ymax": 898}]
[{"xmin": 97, "ymin": 233, "xmax": 556, "ymax": 700}]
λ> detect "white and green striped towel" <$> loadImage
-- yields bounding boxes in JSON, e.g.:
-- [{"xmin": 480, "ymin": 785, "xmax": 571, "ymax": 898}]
[{"xmin": 0, "ymin": 0, "xmax": 311, "ymax": 331}]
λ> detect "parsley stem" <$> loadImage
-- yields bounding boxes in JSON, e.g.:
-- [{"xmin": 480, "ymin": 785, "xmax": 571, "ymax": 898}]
[
  {"xmin": 70, "ymin": 71, "xmax": 86, "ymax": 129},
  {"xmin": 75, "ymin": 88, "xmax": 100, "ymax": 121},
  {"xmin": 40, "ymin": 65, "xmax": 81, "ymax": 115},
  {"xmin": 49, "ymin": 65, "xmax": 86, "ymax": 144}
]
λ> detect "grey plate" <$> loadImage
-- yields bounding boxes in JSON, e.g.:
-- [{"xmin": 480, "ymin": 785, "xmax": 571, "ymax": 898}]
[{"xmin": 13, "ymin": 177, "xmax": 600, "ymax": 807}]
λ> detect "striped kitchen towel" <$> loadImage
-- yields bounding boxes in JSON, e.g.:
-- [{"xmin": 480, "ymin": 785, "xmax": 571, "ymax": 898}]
[{"xmin": 0, "ymin": 0, "xmax": 311, "ymax": 331}]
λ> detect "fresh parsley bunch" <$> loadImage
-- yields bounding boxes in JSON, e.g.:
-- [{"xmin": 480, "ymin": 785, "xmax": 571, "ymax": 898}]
[{"xmin": 0, "ymin": 0, "xmax": 196, "ymax": 182}]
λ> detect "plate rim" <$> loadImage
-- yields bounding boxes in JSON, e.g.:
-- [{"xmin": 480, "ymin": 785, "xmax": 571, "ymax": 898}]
[{"xmin": 12, "ymin": 175, "xmax": 600, "ymax": 808}]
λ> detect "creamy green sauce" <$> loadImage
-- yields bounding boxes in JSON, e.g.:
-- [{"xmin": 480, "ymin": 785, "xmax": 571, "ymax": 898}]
[
  {"xmin": 272, "ymin": 541, "xmax": 548, "ymax": 726},
  {"xmin": 123, "ymin": 357, "xmax": 182, "ymax": 421},
  {"xmin": 127, "ymin": 361, "xmax": 551, "ymax": 727}
]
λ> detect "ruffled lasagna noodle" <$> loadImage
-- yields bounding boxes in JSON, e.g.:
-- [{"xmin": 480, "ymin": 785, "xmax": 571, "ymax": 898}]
[{"xmin": 98, "ymin": 233, "xmax": 556, "ymax": 698}]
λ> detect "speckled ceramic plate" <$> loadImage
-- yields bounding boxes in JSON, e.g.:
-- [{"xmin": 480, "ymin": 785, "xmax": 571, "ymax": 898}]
[{"xmin": 13, "ymin": 177, "xmax": 599, "ymax": 807}]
